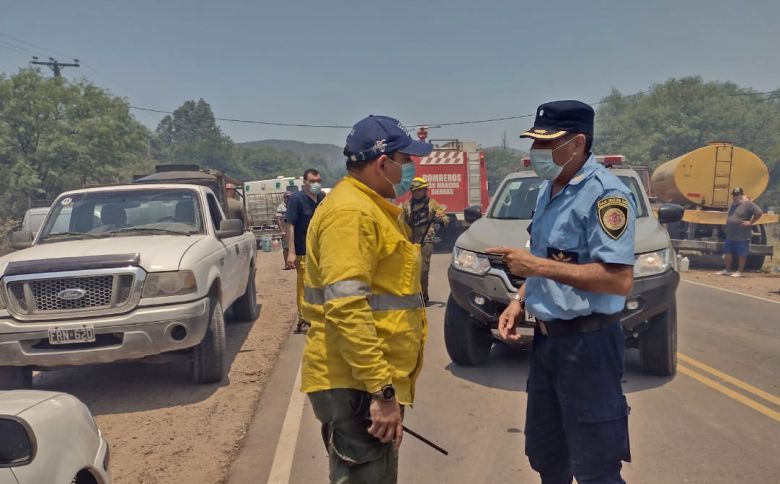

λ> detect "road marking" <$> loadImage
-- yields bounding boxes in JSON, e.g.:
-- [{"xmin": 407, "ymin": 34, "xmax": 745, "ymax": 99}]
[
  {"xmin": 678, "ymin": 365, "xmax": 780, "ymax": 423},
  {"xmin": 266, "ymin": 359, "xmax": 305, "ymax": 484},
  {"xmin": 678, "ymin": 353, "xmax": 780, "ymax": 407},
  {"xmin": 681, "ymin": 279, "xmax": 780, "ymax": 304}
]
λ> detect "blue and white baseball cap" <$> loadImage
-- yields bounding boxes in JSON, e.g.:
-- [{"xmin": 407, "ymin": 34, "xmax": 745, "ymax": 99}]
[{"xmin": 345, "ymin": 115, "xmax": 433, "ymax": 163}]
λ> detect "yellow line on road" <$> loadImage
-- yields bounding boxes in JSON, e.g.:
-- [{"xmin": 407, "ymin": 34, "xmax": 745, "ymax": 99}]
[
  {"xmin": 678, "ymin": 365, "xmax": 780, "ymax": 423},
  {"xmin": 678, "ymin": 353, "xmax": 780, "ymax": 407}
]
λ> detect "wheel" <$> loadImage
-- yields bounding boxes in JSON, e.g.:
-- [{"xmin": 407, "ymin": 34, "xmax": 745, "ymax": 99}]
[
  {"xmin": 231, "ymin": 269, "xmax": 259, "ymax": 322},
  {"xmin": 191, "ymin": 298, "xmax": 226, "ymax": 383},
  {"xmin": 444, "ymin": 294, "xmax": 493, "ymax": 366},
  {"xmin": 745, "ymin": 225, "xmax": 768, "ymax": 271},
  {"xmin": 639, "ymin": 296, "xmax": 677, "ymax": 377},
  {"xmin": 0, "ymin": 366, "xmax": 33, "ymax": 390}
]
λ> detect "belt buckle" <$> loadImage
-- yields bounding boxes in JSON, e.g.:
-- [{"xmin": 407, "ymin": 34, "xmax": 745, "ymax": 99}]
[{"xmin": 538, "ymin": 320, "xmax": 549, "ymax": 336}]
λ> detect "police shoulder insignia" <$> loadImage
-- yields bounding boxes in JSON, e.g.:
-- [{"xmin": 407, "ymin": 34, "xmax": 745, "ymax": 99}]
[{"xmin": 597, "ymin": 196, "xmax": 629, "ymax": 239}]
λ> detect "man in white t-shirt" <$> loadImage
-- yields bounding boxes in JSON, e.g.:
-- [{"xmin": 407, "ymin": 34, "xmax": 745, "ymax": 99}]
[{"xmin": 277, "ymin": 191, "xmax": 292, "ymax": 269}]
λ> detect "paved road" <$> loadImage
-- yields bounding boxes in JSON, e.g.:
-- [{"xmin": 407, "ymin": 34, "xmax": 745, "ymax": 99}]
[{"xmin": 230, "ymin": 254, "xmax": 780, "ymax": 484}]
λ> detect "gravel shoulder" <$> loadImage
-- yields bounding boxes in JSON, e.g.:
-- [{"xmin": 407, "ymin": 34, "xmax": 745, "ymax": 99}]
[{"xmin": 33, "ymin": 251, "xmax": 297, "ymax": 484}]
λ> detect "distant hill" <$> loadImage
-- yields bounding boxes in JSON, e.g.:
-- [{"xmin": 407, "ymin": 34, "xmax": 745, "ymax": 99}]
[{"xmin": 237, "ymin": 139, "xmax": 344, "ymax": 171}]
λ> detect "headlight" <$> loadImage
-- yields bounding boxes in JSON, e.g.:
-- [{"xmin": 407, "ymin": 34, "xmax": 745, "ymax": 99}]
[
  {"xmin": 633, "ymin": 248, "xmax": 675, "ymax": 278},
  {"xmin": 452, "ymin": 246, "xmax": 491, "ymax": 275},
  {"xmin": 142, "ymin": 271, "xmax": 198, "ymax": 298}
]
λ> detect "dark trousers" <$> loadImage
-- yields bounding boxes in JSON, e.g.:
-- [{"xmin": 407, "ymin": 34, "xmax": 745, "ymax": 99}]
[
  {"xmin": 525, "ymin": 321, "xmax": 631, "ymax": 484},
  {"xmin": 308, "ymin": 389, "xmax": 400, "ymax": 484}
]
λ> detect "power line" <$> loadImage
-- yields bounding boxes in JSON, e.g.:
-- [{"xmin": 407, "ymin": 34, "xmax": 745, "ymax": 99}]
[
  {"xmin": 0, "ymin": 41, "xmax": 33, "ymax": 57},
  {"xmin": 131, "ymin": 87, "xmax": 778, "ymax": 131},
  {"xmin": 130, "ymin": 106, "xmax": 352, "ymax": 128}
]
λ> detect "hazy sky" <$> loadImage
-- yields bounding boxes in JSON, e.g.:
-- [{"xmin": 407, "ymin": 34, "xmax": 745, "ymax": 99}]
[{"xmin": 2, "ymin": 0, "xmax": 779, "ymax": 150}]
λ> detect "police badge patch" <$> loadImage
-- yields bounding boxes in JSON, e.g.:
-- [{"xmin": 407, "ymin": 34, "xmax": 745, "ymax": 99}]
[{"xmin": 597, "ymin": 197, "xmax": 629, "ymax": 239}]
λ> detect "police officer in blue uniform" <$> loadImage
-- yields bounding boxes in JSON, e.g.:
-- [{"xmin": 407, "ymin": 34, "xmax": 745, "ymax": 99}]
[{"xmin": 488, "ymin": 100, "xmax": 636, "ymax": 484}]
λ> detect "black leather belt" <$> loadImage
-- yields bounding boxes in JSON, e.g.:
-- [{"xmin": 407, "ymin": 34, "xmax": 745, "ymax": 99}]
[{"xmin": 536, "ymin": 313, "xmax": 617, "ymax": 338}]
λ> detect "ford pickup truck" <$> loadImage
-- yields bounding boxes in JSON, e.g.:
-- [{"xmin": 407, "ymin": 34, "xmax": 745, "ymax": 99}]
[{"xmin": 0, "ymin": 182, "xmax": 258, "ymax": 388}]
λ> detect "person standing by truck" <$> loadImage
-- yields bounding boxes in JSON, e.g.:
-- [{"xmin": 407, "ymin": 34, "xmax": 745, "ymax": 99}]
[
  {"xmin": 401, "ymin": 177, "xmax": 450, "ymax": 305},
  {"xmin": 719, "ymin": 187, "xmax": 763, "ymax": 277},
  {"xmin": 488, "ymin": 100, "xmax": 635, "ymax": 484},
  {"xmin": 287, "ymin": 169, "xmax": 325, "ymax": 333}
]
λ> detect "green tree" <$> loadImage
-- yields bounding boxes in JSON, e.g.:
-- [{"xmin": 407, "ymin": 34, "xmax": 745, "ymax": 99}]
[
  {"xmin": 152, "ymin": 99, "xmax": 234, "ymax": 170},
  {"xmin": 0, "ymin": 68, "xmax": 151, "ymax": 220}
]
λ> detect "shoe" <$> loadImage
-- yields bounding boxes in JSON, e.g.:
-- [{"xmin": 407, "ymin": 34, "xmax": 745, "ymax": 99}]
[
  {"xmin": 717, "ymin": 270, "xmax": 730, "ymax": 276},
  {"xmin": 294, "ymin": 321, "xmax": 310, "ymax": 334},
  {"xmin": 730, "ymin": 271, "xmax": 743, "ymax": 278}
]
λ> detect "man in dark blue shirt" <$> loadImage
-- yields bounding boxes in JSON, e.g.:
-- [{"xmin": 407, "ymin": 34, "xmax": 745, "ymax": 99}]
[{"xmin": 286, "ymin": 168, "xmax": 325, "ymax": 333}]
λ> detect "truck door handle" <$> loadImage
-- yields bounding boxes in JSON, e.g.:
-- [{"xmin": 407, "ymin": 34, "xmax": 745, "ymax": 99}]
[{"xmin": 234, "ymin": 244, "xmax": 240, "ymax": 255}]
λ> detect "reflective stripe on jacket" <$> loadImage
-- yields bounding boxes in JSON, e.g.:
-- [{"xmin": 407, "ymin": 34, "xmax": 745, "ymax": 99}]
[{"xmin": 300, "ymin": 176, "xmax": 427, "ymax": 405}]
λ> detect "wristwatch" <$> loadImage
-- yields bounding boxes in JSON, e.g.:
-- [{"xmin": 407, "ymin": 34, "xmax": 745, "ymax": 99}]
[
  {"xmin": 512, "ymin": 293, "xmax": 525, "ymax": 306},
  {"xmin": 371, "ymin": 384, "xmax": 396, "ymax": 402}
]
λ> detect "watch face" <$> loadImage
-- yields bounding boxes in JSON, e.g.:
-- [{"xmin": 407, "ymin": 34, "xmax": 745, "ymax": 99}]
[{"xmin": 383, "ymin": 386, "xmax": 395, "ymax": 400}]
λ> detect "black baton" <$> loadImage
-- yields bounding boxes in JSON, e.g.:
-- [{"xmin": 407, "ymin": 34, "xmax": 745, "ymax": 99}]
[
  {"xmin": 365, "ymin": 417, "xmax": 448, "ymax": 456},
  {"xmin": 402, "ymin": 424, "xmax": 449, "ymax": 456}
]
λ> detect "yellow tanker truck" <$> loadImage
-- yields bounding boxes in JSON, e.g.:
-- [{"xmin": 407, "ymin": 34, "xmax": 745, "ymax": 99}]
[{"xmin": 650, "ymin": 142, "xmax": 779, "ymax": 270}]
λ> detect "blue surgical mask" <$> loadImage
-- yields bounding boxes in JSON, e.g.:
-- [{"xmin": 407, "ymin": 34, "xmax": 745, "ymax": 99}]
[
  {"xmin": 385, "ymin": 159, "xmax": 416, "ymax": 197},
  {"xmin": 529, "ymin": 137, "xmax": 577, "ymax": 181},
  {"xmin": 310, "ymin": 182, "xmax": 322, "ymax": 195}
]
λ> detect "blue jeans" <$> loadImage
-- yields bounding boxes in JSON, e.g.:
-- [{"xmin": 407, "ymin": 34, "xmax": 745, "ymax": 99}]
[
  {"xmin": 723, "ymin": 239, "xmax": 749, "ymax": 257},
  {"xmin": 525, "ymin": 321, "xmax": 630, "ymax": 484}
]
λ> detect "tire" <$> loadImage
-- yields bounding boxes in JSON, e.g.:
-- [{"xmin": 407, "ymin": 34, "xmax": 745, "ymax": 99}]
[
  {"xmin": 231, "ymin": 269, "xmax": 259, "ymax": 322},
  {"xmin": 745, "ymin": 225, "xmax": 768, "ymax": 271},
  {"xmin": 444, "ymin": 294, "xmax": 493, "ymax": 366},
  {"xmin": 0, "ymin": 366, "xmax": 33, "ymax": 390},
  {"xmin": 191, "ymin": 298, "xmax": 226, "ymax": 383},
  {"xmin": 639, "ymin": 296, "xmax": 677, "ymax": 377}
]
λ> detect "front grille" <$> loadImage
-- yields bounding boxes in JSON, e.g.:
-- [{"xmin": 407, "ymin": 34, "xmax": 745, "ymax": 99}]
[
  {"xmin": 4, "ymin": 270, "xmax": 140, "ymax": 320},
  {"xmin": 486, "ymin": 254, "xmax": 525, "ymax": 289},
  {"xmin": 29, "ymin": 276, "xmax": 114, "ymax": 311}
]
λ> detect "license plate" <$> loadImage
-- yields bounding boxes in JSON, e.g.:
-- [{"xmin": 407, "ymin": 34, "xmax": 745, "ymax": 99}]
[
  {"xmin": 524, "ymin": 310, "xmax": 536, "ymax": 323},
  {"xmin": 48, "ymin": 325, "xmax": 96, "ymax": 345}
]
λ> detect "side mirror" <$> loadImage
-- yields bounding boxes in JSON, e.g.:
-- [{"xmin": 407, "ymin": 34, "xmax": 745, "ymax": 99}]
[
  {"xmin": 657, "ymin": 203, "xmax": 685, "ymax": 224},
  {"xmin": 216, "ymin": 219, "xmax": 243, "ymax": 239},
  {"xmin": 0, "ymin": 417, "xmax": 36, "ymax": 467},
  {"xmin": 10, "ymin": 231, "xmax": 33, "ymax": 250},
  {"xmin": 464, "ymin": 205, "xmax": 482, "ymax": 224}
]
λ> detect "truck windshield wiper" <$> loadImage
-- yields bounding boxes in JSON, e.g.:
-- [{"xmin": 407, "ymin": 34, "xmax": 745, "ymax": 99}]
[
  {"xmin": 40, "ymin": 232, "xmax": 103, "ymax": 241},
  {"xmin": 107, "ymin": 227, "xmax": 193, "ymax": 236}
]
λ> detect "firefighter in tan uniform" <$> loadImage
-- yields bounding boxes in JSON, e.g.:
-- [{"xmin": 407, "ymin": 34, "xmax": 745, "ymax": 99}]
[{"xmin": 401, "ymin": 177, "xmax": 450, "ymax": 305}]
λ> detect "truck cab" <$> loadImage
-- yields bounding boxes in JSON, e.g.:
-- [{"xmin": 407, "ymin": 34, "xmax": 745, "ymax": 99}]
[{"xmin": 445, "ymin": 159, "xmax": 685, "ymax": 376}]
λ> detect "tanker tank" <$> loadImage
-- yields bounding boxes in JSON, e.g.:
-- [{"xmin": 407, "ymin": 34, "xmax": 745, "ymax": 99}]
[{"xmin": 650, "ymin": 142, "xmax": 769, "ymax": 209}]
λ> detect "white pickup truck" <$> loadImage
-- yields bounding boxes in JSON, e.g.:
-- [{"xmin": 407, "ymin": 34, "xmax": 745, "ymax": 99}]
[{"xmin": 0, "ymin": 181, "xmax": 258, "ymax": 388}]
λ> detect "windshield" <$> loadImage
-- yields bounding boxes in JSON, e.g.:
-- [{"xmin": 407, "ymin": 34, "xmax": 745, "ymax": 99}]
[
  {"xmin": 488, "ymin": 174, "xmax": 649, "ymax": 220},
  {"xmin": 38, "ymin": 188, "xmax": 204, "ymax": 242}
]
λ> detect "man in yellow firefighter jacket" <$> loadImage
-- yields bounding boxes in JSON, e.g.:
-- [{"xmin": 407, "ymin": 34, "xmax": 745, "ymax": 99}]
[{"xmin": 300, "ymin": 115, "xmax": 433, "ymax": 483}]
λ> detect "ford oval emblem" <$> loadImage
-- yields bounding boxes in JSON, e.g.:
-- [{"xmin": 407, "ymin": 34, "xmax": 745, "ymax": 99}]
[{"xmin": 57, "ymin": 288, "xmax": 87, "ymax": 301}]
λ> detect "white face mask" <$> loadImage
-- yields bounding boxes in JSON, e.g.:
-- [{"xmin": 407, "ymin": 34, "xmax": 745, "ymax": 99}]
[
  {"xmin": 310, "ymin": 182, "xmax": 322, "ymax": 195},
  {"xmin": 529, "ymin": 136, "xmax": 577, "ymax": 181}
]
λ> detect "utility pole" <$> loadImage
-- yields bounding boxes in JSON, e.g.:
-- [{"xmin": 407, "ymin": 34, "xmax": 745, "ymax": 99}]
[{"xmin": 30, "ymin": 56, "xmax": 80, "ymax": 77}]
